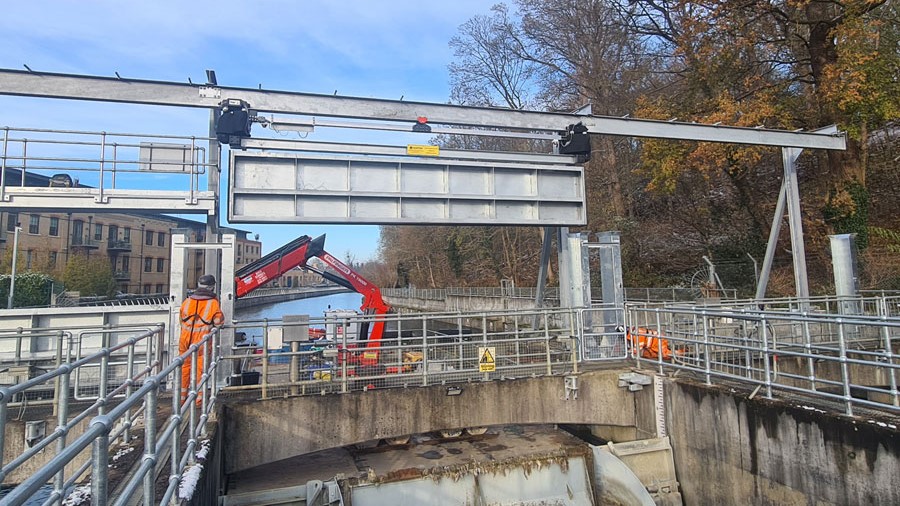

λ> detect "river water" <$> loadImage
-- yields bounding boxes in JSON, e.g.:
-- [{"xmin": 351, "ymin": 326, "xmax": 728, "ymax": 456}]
[{"xmin": 235, "ymin": 291, "xmax": 363, "ymax": 321}]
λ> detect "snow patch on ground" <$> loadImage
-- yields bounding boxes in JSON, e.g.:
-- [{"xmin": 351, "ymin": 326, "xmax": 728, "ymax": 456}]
[
  {"xmin": 195, "ymin": 439, "xmax": 210, "ymax": 461},
  {"xmin": 800, "ymin": 405, "xmax": 826, "ymax": 413},
  {"xmin": 178, "ymin": 463, "xmax": 204, "ymax": 500},
  {"xmin": 867, "ymin": 419, "xmax": 898, "ymax": 429},
  {"xmin": 112, "ymin": 445, "xmax": 135, "ymax": 462},
  {"xmin": 62, "ymin": 484, "xmax": 91, "ymax": 506}
]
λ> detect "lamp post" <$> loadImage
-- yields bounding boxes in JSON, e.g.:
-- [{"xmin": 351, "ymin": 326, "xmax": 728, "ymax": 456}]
[{"xmin": 7, "ymin": 224, "xmax": 21, "ymax": 309}]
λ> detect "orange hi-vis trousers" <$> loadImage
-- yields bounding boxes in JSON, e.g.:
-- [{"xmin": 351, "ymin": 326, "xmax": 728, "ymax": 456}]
[{"xmin": 179, "ymin": 295, "xmax": 223, "ymax": 405}]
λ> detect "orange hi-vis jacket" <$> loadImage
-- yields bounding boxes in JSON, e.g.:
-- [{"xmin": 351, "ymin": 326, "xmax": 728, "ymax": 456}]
[{"xmin": 179, "ymin": 290, "xmax": 224, "ymax": 402}]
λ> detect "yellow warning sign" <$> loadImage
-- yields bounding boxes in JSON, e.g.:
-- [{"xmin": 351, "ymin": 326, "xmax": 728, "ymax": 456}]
[
  {"xmin": 478, "ymin": 347, "xmax": 496, "ymax": 372},
  {"xmin": 407, "ymin": 144, "xmax": 440, "ymax": 156}
]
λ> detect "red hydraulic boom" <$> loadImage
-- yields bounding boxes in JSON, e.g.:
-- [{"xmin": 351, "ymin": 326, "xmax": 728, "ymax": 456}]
[{"xmin": 234, "ymin": 234, "xmax": 389, "ymax": 364}]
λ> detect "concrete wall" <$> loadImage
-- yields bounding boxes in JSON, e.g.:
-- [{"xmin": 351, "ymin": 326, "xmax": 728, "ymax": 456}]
[
  {"xmin": 666, "ymin": 379, "xmax": 900, "ymax": 505},
  {"xmin": 222, "ymin": 368, "xmax": 643, "ymax": 473}
]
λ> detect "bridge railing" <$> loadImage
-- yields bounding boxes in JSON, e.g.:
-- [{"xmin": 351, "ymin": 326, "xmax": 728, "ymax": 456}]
[
  {"xmin": 0, "ymin": 325, "xmax": 220, "ymax": 506},
  {"xmin": 222, "ymin": 306, "xmax": 625, "ymax": 400},
  {"xmin": 626, "ymin": 305, "xmax": 900, "ymax": 417}
]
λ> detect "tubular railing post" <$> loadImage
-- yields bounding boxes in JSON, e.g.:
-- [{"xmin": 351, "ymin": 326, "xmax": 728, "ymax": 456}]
[
  {"xmin": 262, "ymin": 319, "xmax": 270, "ymax": 399},
  {"xmin": 457, "ymin": 315, "xmax": 464, "ymax": 373},
  {"xmin": 171, "ymin": 366, "xmax": 182, "ymax": 486},
  {"xmin": 91, "ymin": 424, "xmax": 110, "ymax": 506},
  {"xmin": 340, "ymin": 326, "xmax": 348, "ymax": 394},
  {"xmin": 544, "ymin": 312, "xmax": 552, "ymax": 376},
  {"xmin": 53, "ymin": 331, "xmax": 64, "ymax": 417},
  {"xmin": 99, "ymin": 333, "xmax": 110, "ymax": 416},
  {"xmin": 879, "ymin": 314, "xmax": 898, "ymax": 407},
  {"xmin": 421, "ymin": 315, "xmax": 428, "ymax": 387},
  {"xmin": 54, "ymin": 368, "xmax": 71, "ymax": 497},
  {"xmin": 98, "ymin": 131, "xmax": 106, "ymax": 200},
  {"xmin": 0, "ymin": 126, "xmax": 8, "ymax": 202},
  {"xmin": 655, "ymin": 309, "xmax": 664, "ymax": 375},
  {"xmin": 111, "ymin": 143, "xmax": 118, "ymax": 188},
  {"xmin": 761, "ymin": 317, "xmax": 773, "ymax": 399},
  {"xmin": 189, "ymin": 351, "xmax": 198, "ymax": 442},
  {"xmin": 0, "ymin": 388, "xmax": 7, "ymax": 476},
  {"xmin": 142, "ymin": 388, "xmax": 158, "ymax": 506},
  {"xmin": 482, "ymin": 314, "xmax": 489, "ymax": 381},
  {"xmin": 124, "ymin": 340, "xmax": 135, "ymax": 444},
  {"xmin": 702, "ymin": 311, "xmax": 711, "ymax": 385},
  {"xmin": 803, "ymin": 315, "xmax": 816, "ymax": 392},
  {"xmin": 836, "ymin": 319, "xmax": 853, "ymax": 416}
]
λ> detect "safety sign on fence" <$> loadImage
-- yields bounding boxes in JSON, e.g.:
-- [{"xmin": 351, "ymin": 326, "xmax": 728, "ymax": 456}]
[{"xmin": 478, "ymin": 347, "xmax": 496, "ymax": 372}]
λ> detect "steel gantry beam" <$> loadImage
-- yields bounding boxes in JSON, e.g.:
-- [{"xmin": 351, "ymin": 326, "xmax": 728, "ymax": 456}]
[{"xmin": 0, "ymin": 68, "xmax": 846, "ymax": 150}]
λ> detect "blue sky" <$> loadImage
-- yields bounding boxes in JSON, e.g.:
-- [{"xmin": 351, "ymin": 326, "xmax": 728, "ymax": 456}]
[{"xmin": 0, "ymin": 0, "xmax": 496, "ymax": 261}]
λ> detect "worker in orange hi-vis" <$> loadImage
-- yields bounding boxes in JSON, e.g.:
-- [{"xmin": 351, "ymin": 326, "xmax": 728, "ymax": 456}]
[
  {"xmin": 627, "ymin": 327, "xmax": 674, "ymax": 360},
  {"xmin": 179, "ymin": 274, "xmax": 225, "ymax": 405}
]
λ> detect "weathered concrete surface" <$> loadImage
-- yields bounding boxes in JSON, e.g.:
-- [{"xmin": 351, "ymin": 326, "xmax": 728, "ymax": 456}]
[
  {"xmin": 667, "ymin": 379, "xmax": 900, "ymax": 505},
  {"xmin": 222, "ymin": 368, "xmax": 640, "ymax": 473}
]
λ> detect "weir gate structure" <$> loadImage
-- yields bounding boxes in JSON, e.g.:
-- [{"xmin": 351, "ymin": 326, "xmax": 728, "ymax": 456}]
[{"xmin": 0, "ymin": 68, "xmax": 896, "ymax": 504}]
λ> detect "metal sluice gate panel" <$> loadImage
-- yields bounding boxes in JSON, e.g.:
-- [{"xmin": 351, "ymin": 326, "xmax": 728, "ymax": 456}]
[{"xmin": 228, "ymin": 148, "xmax": 586, "ymax": 225}]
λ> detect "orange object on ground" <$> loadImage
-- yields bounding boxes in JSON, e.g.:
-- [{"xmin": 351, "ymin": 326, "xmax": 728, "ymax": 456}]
[{"xmin": 627, "ymin": 327, "xmax": 674, "ymax": 360}]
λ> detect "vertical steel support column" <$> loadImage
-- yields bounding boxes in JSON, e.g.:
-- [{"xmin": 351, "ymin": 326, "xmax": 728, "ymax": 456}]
[
  {"xmin": 595, "ymin": 231, "xmax": 624, "ymax": 314},
  {"xmin": 803, "ymin": 317, "xmax": 816, "ymax": 391},
  {"xmin": 206, "ymin": 109, "xmax": 220, "ymax": 281},
  {"xmin": 532, "ymin": 227, "xmax": 556, "ymax": 330},
  {"xmin": 421, "ymin": 316, "xmax": 428, "ymax": 387},
  {"xmin": 782, "ymin": 147, "xmax": 810, "ymax": 303},
  {"xmin": 99, "ymin": 333, "xmax": 110, "ymax": 416},
  {"xmin": 830, "ymin": 234, "xmax": 861, "ymax": 315},
  {"xmin": 124, "ymin": 343, "xmax": 135, "ymax": 444},
  {"xmin": 219, "ymin": 234, "xmax": 236, "ymax": 388}
]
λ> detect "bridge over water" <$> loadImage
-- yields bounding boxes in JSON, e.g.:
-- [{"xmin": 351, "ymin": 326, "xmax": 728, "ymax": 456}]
[{"xmin": 1, "ymin": 291, "xmax": 899, "ymax": 505}]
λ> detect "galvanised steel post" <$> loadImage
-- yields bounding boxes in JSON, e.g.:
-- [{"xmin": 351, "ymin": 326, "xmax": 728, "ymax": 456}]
[
  {"xmin": 803, "ymin": 316, "xmax": 816, "ymax": 391},
  {"xmin": 421, "ymin": 315, "xmax": 428, "ymax": 387},
  {"xmin": 7, "ymin": 225, "xmax": 21, "ymax": 309},
  {"xmin": 142, "ymin": 388, "xmax": 158, "ymax": 506},
  {"xmin": 190, "ymin": 351, "xmax": 198, "ymax": 443},
  {"xmin": 482, "ymin": 315, "xmax": 489, "ymax": 381},
  {"xmin": 54, "ymin": 367, "xmax": 71, "ymax": 498},
  {"xmin": 171, "ymin": 364, "xmax": 181, "ymax": 487},
  {"xmin": 544, "ymin": 313, "xmax": 552, "ymax": 376},
  {"xmin": 655, "ymin": 309, "xmax": 664, "ymax": 375},
  {"xmin": 124, "ymin": 341, "xmax": 135, "ymax": 444},
  {"xmin": 91, "ymin": 417, "xmax": 111, "ymax": 506},
  {"xmin": 761, "ymin": 318, "xmax": 773, "ymax": 399},
  {"xmin": 98, "ymin": 132, "xmax": 106, "ymax": 203},
  {"xmin": 0, "ymin": 387, "xmax": 8, "ymax": 479},
  {"xmin": 836, "ymin": 319, "xmax": 853, "ymax": 416},
  {"xmin": 879, "ymin": 312, "xmax": 898, "ymax": 407},
  {"xmin": 0, "ymin": 127, "xmax": 8, "ymax": 201},
  {"xmin": 702, "ymin": 311, "xmax": 711, "ymax": 385},
  {"xmin": 99, "ymin": 333, "xmax": 110, "ymax": 416},
  {"xmin": 262, "ymin": 319, "xmax": 270, "ymax": 400},
  {"xmin": 340, "ymin": 326, "xmax": 348, "ymax": 394}
]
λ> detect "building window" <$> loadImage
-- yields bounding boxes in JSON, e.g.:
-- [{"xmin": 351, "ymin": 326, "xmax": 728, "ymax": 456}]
[
  {"xmin": 25, "ymin": 250, "xmax": 33, "ymax": 269},
  {"xmin": 156, "ymin": 283, "xmax": 164, "ymax": 293},
  {"xmin": 109, "ymin": 225, "xmax": 118, "ymax": 240},
  {"xmin": 93, "ymin": 223, "xmax": 103, "ymax": 241},
  {"xmin": 143, "ymin": 284, "xmax": 151, "ymax": 294},
  {"xmin": 48, "ymin": 251, "xmax": 57, "ymax": 267},
  {"xmin": 49, "ymin": 217, "xmax": 59, "ymax": 237},
  {"xmin": 145, "ymin": 230, "xmax": 153, "ymax": 246},
  {"xmin": 28, "ymin": 214, "xmax": 39, "ymax": 234},
  {"xmin": 158, "ymin": 232, "xmax": 165, "ymax": 247},
  {"xmin": 122, "ymin": 256, "xmax": 130, "ymax": 271},
  {"xmin": 156, "ymin": 258, "xmax": 164, "ymax": 272},
  {"xmin": 144, "ymin": 257, "xmax": 152, "ymax": 272},
  {"xmin": 6, "ymin": 212, "xmax": 18, "ymax": 232}
]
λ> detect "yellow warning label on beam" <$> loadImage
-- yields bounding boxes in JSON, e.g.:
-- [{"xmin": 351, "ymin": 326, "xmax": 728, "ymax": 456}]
[
  {"xmin": 478, "ymin": 347, "xmax": 496, "ymax": 372},
  {"xmin": 407, "ymin": 144, "xmax": 440, "ymax": 156}
]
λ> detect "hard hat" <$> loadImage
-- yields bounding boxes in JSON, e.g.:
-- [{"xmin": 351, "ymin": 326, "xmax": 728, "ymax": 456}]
[{"xmin": 198, "ymin": 274, "xmax": 217, "ymax": 287}]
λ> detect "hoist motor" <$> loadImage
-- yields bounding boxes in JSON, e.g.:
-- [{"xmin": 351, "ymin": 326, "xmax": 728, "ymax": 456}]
[{"xmin": 215, "ymin": 98, "xmax": 252, "ymax": 148}]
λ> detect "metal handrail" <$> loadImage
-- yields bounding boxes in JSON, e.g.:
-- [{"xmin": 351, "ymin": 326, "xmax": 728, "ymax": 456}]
[
  {"xmin": 625, "ymin": 305, "xmax": 900, "ymax": 416},
  {"xmin": 0, "ymin": 324, "xmax": 219, "ymax": 506}
]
